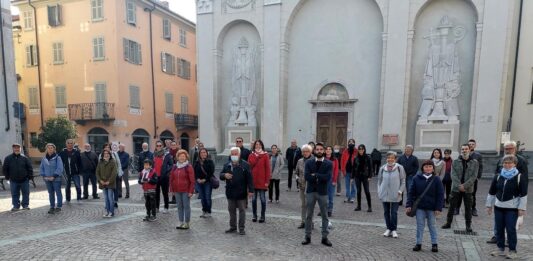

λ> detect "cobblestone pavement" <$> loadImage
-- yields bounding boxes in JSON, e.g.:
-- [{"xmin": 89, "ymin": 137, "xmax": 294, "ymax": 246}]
[{"xmin": 0, "ymin": 170, "xmax": 531, "ymax": 260}]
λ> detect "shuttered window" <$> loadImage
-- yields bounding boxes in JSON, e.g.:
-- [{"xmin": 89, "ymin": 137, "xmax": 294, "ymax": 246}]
[
  {"xmin": 129, "ymin": 85, "xmax": 140, "ymax": 109},
  {"xmin": 93, "ymin": 37, "xmax": 105, "ymax": 60},
  {"xmin": 91, "ymin": 0, "xmax": 104, "ymax": 21},
  {"xmin": 23, "ymin": 10, "xmax": 34, "ymax": 30},
  {"xmin": 126, "ymin": 0, "xmax": 136, "ymax": 25},
  {"xmin": 25, "ymin": 45, "xmax": 38, "ymax": 66},
  {"xmin": 52, "ymin": 42, "xmax": 63, "ymax": 64},
  {"xmin": 180, "ymin": 96, "xmax": 188, "ymax": 114},
  {"xmin": 48, "ymin": 4, "xmax": 62, "ymax": 27},
  {"xmin": 55, "ymin": 86, "xmax": 67, "ymax": 108},
  {"xmin": 28, "ymin": 87, "xmax": 39, "ymax": 109},
  {"xmin": 163, "ymin": 19, "xmax": 171, "ymax": 40},
  {"xmin": 165, "ymin": 93, "xmax": 173, "ymax": 113},
  {"xmin": 123, "ymin": 38, "xmax": 142, "ymax": 65},
  {"xmin": 179, "ymin": 28, "xmax": 186, "ymax": 47},
  {"xmin": 177, "ymin": 58, "xmax": 191, "ymax": 79}
]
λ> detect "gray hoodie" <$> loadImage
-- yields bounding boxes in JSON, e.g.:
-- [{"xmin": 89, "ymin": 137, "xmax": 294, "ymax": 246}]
[{"xmin": 377, "ymin": 163, "xmax": 406, "ymax": 203}]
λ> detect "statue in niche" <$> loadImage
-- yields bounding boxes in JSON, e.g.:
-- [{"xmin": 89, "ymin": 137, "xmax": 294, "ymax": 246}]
[
  {"xmin": 418, "ymin": 15, "xmax": 465, "ymax": 123},
  {"xmin": 228, "ymin": 37, "xmax": 257, "ymax": 127}
]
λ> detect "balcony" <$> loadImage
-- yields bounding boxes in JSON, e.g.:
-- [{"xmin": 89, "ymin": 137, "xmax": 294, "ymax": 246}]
[
  {"xmin": 68, "ymin": 103, "xmax": 115, "ymax": 125},
  {"xmin": 175, "ymin": 113, "xmax": 198, "ymax": 129}
]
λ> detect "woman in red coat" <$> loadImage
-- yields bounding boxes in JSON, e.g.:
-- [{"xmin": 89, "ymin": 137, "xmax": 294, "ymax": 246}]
[
  {"xmin": 169, "ymin": 150, "xmax": 195, "ymax": 230},
  {"xmin": 248, "ymin": 139, "xmax": 271, "ymax": 223}
]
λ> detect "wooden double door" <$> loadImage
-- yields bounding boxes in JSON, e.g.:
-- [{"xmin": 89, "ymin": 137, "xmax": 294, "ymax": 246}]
[{"xmin": 316, "ymin": 112, "xmax": 348, "ymax": 147}]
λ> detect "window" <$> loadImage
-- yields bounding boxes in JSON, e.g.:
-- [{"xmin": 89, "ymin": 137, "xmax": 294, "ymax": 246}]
[
  {"xmin": 93, "ymin": 37, "xmax": 105, "ymax": 60},
  {"xmin": 181, "ymin": 96, "xmax": 188, "ymax": 114},
  {"xmin": 177, "ymin": 58, "xmax": 191, "ymax": 79},
  {"xmin": 126, "ymin": 0, "xmax": 136, "ymax": 25},
  {"xmin": 23, "ymin": 10, "xmax": 34, "ymax": 30},
  {"xmin": 129, "ymin": 85, "xmax": 140, "ymax": 109},
  {"xmin": 55, "ymin": 86, "xmax": 67, "ymax": 108},
  {"xmin": 25, "ymin": 45, "xmax": 38, "ymax": 66},
  {"xmin": 94, "ymin": 83, "xmax": 107, "ymax": 103},
  {"xmin": 28, "ymin": 87, "xmax": 39, "ymax": 109},
  {"xmin": 165, "ymin": 92, "xmax": 173, "ymax": 113},
  {"xmin": 48, "ymin": 4, "xmax": 62, "ymax": 27},
  {"xmin": 161, "ymin": 52, "xmax": 176, "ymax": 74},
  {"xmin": 123, "ymin": 38, "xmax": 142, "ymax": 65},
  {"xmin": 91, "ymin": 0, "xmax": 104, "ymax": 21},
  {"xmin": 179, "ymin": 28, "xmax": 187, "ymax": 47},
  {"xmin": 30, "ymin": 132, "xmax": 37, "ymax": 147},
  {"xmin": 163, "ymin": 19, "xmax": 171, "ymax": 40},
  {"xmin": 52, "ymin": 42, "xmax": 63, "ymax": 64}
]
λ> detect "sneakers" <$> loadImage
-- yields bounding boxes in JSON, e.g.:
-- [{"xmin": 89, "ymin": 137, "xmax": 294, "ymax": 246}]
[
  {"xmin": 472, "ymin": 208, "xmax": 478, "ymax": 216},
  {"xmin": 383, "ymin": 229, "xmax": 391, "ymax": 237},
  {"xmin": 441, "ymin": 223, "xmax": 451, "ymax": 229},
  {"xmin": 392, "ymin": 231, "xmax": 398, "ymax": 238},
  {"xmin": 321, "ymin": 237, "xmax": 332, "ymax": 247},
  {"xmin": 412, "ymin": 244, "xmax": 422, "ymax": 251},
  {"xmin": 487, "ymin": 236, "xmax": 497, "ymax": 244},
  {"xmin": 47, "ymin": 208, "xmax": 55, "ymax": 214},
  {"xmin": 161, "ymin": 208, "xmax": 169, "ymax": 214},
  {"xmin": 297, "ymin": 222, "xmax": 305, "ymax": 229},
  {"xmin": 22, "ymin": 207, "xmax": 30, "ymax": 211},
  {"xmin": 275, "ymin": 200, "xmax": 279, "ymax": 204},
  {"xmin": 239, "ymin": 230, "xmax": 246, "ymax": 235},
  {"xmin": 301, "ymin": 237, "xmax": 311, "ymax": 245},
  {"xmin": 55, "ymin": 208, "xmax": 61, "ymax": 213},
  {"xmin": 149, "ymin": 216, "xmax": 157, "ymax": 222},
  {"xmin": 491, "ymin": 250, "xmax": 505, "ymax": 257},
  {"xmin": 431, "ymin": 244, "xmax": 438, "ymax": 253},
  {"xmin": 143, "ymin": 216, "xmax": 151, "ymax": 221},
  {"xmin": 182, "ymin": 223, "xmax": 190, "ymax": 229},
  {"xmin": 225, "ymin": 228, "xmax": 237, "ymax": 234},
  {"xmin": 336, "ymin": 193, "xmax": 341, "ymax": 196},
  {"xmin": 204, "ymin": 213, "xmax": 211, "ymax": 218},
  {"xmin": 10, "ymin": 208, "xmax": 20, "ymax": 212},
  {"xmin": 200, "ymin": 212, "xmax": 206, "ymax": 218},
  {"xmin": 354, "ymin": 207, "xmax": 361, "ymax": 211},
  {"xmin": 506, "ymin": 250, "xmax": 518, "ymax": 259},
  {"xmin": 103, "ymin": 213, "xmax": 110, "ymax": 218}
]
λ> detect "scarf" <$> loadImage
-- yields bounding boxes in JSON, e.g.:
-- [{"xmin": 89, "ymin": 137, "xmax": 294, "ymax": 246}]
[
  {"xmin": 500, "ymin": 167, "xmax": 519, "ymax": 180},
  {"xmin": 432, "ymin": 158, "xmax": 443, "ymax": 166},
  {"xmin": 154, "ymin": 149, "xmax": 165, "ymax": 158},
  {"xmin": 169, "ymin": 148, "xmax": 178, "ymax": 159},
  {"xmin": 46, "ymin": 153, "xmax": 56, "ymax": 161},
  {"xmin": 177, "ymin": 161, "xmax": 189, "ymax": 169},
  {"xmin": 386, "ymin": 163, "xmax": 396, "ymax": 172},
  {"xmin": 423, "ymin": 173, "xmax": 432, "ymax": 179}
]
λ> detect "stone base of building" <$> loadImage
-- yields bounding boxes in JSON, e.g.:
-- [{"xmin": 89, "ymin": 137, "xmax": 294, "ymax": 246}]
[
  {"xmin": 219, "ymin": 126, "xmax": 257, "ymax": 156},
  {"xmin": 415, "ymin": 121, "xmax": 460, "ymax": 152}
]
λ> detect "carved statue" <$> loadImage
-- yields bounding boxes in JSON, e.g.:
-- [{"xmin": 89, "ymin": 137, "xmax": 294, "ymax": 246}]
[
  {"xmin": 228, "ymin": 37, "xmax": 257, "ymax": 126},
  {"xmin": 418, "ymin": 16, "xmax": 464, "ymax": 123}
]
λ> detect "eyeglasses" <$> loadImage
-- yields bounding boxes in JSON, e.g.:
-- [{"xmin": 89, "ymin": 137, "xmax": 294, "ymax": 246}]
[
  {"xmin": 156, "ymin": 145, "xmax": 163, "ymax": 147},
  {"xmin": 236, "ymin": 141, "xmax": 243, "ymax": 143},
  {"xmin": 504, "ymin": 147, "xmax": 514, "ymax": 150}
]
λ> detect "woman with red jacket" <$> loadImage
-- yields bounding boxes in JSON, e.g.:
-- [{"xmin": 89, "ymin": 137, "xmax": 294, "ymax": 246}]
[
  {"xmin": 248, "ymin": 139, "xmax": 271, "ymax": 223},
  {"xmin": 340, "ymin": 139, "xmax": 357, "ymax": 203},
  {"xmin": 169, "ymin": 150, "xmax": 195, "ymax": 230}
]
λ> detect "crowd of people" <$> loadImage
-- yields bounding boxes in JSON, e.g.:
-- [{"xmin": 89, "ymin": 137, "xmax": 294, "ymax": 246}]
[{"xmin": 1, "ymin": 136, "xmax": 528, "ymax": 259}]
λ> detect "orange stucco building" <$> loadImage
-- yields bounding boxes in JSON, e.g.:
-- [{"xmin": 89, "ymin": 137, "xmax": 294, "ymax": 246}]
[{"xmin": 12, "ymin": 0, "xmax": 197, "ymax": 156}]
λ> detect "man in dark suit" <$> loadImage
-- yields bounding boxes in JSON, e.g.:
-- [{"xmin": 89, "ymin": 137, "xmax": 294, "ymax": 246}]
[{"xmin": 302, "ymin": 143, "xmax": 333, "ymax": 247}]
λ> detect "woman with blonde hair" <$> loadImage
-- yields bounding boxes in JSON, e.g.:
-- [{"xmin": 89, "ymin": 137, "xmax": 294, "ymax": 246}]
[
  {"xmin": 170, "ymin": 149, "xmax": 195, "ymax": 229},
  {"xmin": 40, "ymin": 143, "xmax": 64, "ymax": 214}
]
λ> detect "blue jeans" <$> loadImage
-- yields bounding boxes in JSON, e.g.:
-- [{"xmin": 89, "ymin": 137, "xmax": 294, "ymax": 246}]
[
  {"xmin": 197, "ymin": 182, "xmax": 212, "ymax": 213},
  {"xmin": 252, "ymin": 189, "xmax": 266, "ymax": 219},
  {"xmin": 495, "ymin": 207, "xmax": 518, "ymax": 251},
  {"xmin": 65, "ymin": 175, "xmax": 81, "ymax": 201},
  {"xmin": 406, "ymin": 175, "xmax": 414, "ymax": 195},
  {"xmin": 103, "ymin": 188, "xmax": 115, "ymax": 215},
  {"xmin": 383, "ymin": 202, "xmax": 399, "ymax": 231},
  {"xmin": 176, "ymin": 192, "xmax": 191, "ymax": 223},
  {"xmin": 10, "ymin": 180, "xmax": 30, "ymax": 209},
  {"xmin": 327, "ymin": 181, "xmax": 335, "ymax": 212},
  {"xmin": 416, "ymin": 209, "xmax": 438, "ymax": 245},
  {"xmin": 344, "ymin": 174, "xmax": 356, "ymax": 200},
  {"xmin": 45, "ymin": 179, "xmax": 63, "ymax": 208}
]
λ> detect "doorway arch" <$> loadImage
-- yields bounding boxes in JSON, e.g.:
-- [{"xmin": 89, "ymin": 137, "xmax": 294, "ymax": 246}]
[
  {"xmin": 87, "ymin": 127, "xmax": 109, "ymax": 154},
  {"xmin": 180, "ymin": 133, "xmax": 190, "ymax": 152},
  {"xmin": 132, "ymin": 129, "xmax": 150, "ymax": 154}
]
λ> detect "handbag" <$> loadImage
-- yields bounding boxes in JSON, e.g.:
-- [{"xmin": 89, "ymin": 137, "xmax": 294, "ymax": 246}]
[
  {"xmin": 406, "ymin": 177, "xmax": 435, "ymax": 217},
  {"xmin": 201, "ymin": 162, "xmax": 219, "ymax": 189}
]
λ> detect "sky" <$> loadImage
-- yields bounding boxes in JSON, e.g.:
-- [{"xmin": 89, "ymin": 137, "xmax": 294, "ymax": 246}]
[{"xmin": 10, "ymin": 0, "xmax": 197, "ymax": 23}]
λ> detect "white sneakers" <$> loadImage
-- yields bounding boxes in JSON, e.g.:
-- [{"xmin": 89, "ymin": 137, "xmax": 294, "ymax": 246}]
[
  {"xmin": 383, "ymin": 230, "xmax": 398, "ymax": 238},
  {"xmin": 161, "ymin": 208, "xmax": 169, "ymax": 214}
]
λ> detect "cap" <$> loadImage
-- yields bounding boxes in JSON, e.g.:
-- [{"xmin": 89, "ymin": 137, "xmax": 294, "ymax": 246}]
[{"xmin": 12, "ymin": 143, "xmax": 21, "ymax": 147}]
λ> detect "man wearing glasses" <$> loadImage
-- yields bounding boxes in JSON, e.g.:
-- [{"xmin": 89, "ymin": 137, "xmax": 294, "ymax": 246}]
[
  {"xmin": 234, "ymin": 137, "xmax": 251, "ymax": 162},
  {"xmin": 486, "ymin": 141, "xmax": 529, "ymax": 244}
]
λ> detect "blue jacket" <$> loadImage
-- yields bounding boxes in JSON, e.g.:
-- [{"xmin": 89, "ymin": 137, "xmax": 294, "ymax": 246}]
[
  {"xmin": 40, "ymin": 153, "xmax": 64, "ymax": 182},
  {"xmin": 304, "ymin": 158, "xmax": 332, "ymax": 196},
  {"xmin": 406, "ymin": 173, "xmax": 444, "ymax": 212},
  {"xmin": 397, "ymin": 154, "xmax": 419, "ymax": 176},
  {"xmin": 117, "ymin": 151, "xmax": 130, "ymax": 171}
]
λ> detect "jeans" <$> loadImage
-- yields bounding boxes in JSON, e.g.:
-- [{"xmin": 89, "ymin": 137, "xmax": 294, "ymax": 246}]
[
  {"xmin": 355, "ymin": 176, "xmax": 371, "ymax": 209},
  {"xmin": 495, "ymin": 207, "xmax": 518, "ymax": 251},
  {"xmin": 344, "ymin": 174, "xmax": 356, "ymax": 200},
  {"xmin": 446, "ymin": 192, "xmax": 473, "ymax": 228},
  {"xmin": 103, "ymin": 188, "xmax": 115, "ymax": 215},
  {"xmin": 175, "ymin": 192, "xmax": 191, "ymax": 223},
  {"xmin": 197, "ymin": 182, "xmax": 212, "ymax": 213},
  {"xmin": 252, "ymin": 189, "xmax": 267, "ymax": 219},
  {"xmin": 10, "ymin": 180, "xmax": 30, "ymax": 209},
  {"xmin": 383, "ymin": 202, "xmax": 399, "ymax": 231},
  {"xmin": 82, "ymin": 171, "xmax": 98, "ymax": 198},
  {"xmin": 65, "ymin": 175, "xmax": 81, "ymax": 201},
  {"xmin": 45, "ymin": 179, "xmax": 63, "ymax": 208},
  {"xmin": 305, "ymin": 192, "xmax": 329, "ymax": 238},
  {"xmin": 228, "ymin": 199, "xmax": 247, "ymax": 231},
  {"xmin": 327, "ymin": 181, "xmax": 335, "ymax": 212},
  {"xmin": 144, "ymin": 191, "xmax": 156, "ymax": 217},
  {"xmin": 155, "ymin": 175, "xmax": 169, "ymax": 209},
  {"xmin": 268, "ymin": 179, "xmax": 280, "ymax": 201},
  {"xmin": 416, "ymin": 209, "xmax": 438, "ymax": 245}
]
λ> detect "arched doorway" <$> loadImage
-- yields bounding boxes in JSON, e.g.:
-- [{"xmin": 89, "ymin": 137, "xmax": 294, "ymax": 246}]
[
  {"xmin": 180, "ymin": 133, "xmax": 190, "ymax": 152},
  {"xmin": 87, "ymin": 127, "xmax": 109, "ymax": 155},
  {"xmin": 160, "ymin": 130, "xmax": 175, "ymax": 143},
  {"xmin": 132, "ymin": 129, "xmax": 150, "ymax": 154}
]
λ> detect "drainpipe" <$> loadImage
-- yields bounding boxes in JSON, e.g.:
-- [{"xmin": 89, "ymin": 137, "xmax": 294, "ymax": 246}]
[
  {"xmin": 28, "ymin": 0, "xmax": 44, "ymax": 128},
  {"xmin": 144, "ymin": 3, "xmax": 157, "ymax": 139},
  {"xmin": 507, "ymin": 0, "xmax": 524, "ymax": 132},
  {"xmin": 0, "ymin": 0, "xmax": 10, "ymax": 131}
]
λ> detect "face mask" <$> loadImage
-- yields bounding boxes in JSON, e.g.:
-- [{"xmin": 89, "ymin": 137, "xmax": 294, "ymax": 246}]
[
  {"xmin": 231, "ymin": 156, "xmax": 239, "ymax": 162},
  {"xmin": 462, "ymin": 152, "xmax": 469, "ymax": 159},
  {"xmin": 334, "ymin": 149, "xmax": 339, "ymax": 153},
  {"xmin": 348, "ymin": 144, "xmax": 355, "ymax": 149}
]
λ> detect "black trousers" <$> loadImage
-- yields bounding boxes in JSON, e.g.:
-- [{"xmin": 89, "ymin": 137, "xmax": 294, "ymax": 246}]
[
  {"xmin": 446, "ymin": 191, "xmax": 473, "ymax": 227},
  {"xmin": 442, "ymin": 180, "xmax": 452, "ymax": 204},
  {"xmin": 155, "ymin": 175, "xmax": 169, "ymax": 209},
  {"xmin": 457, "ymin": 180, "xmax": 479, "ymax": 210},
  {"xmin": 372, "ymin": 161, "xmax": 381, "ymax": 176},
  {"xmin": 268, "ymin": 179, "xmax": 280, "ymax": 201},
  {"xmin": 287, "ymin": 166, "xmax": 294, "ymax": 189},
  {"xmin": 355, "ymin": 176, "xmax": 371, "ymax": 209},
  {"xmin": 144, "ymin": 191, "xmax": 156, "ymax": 217}
]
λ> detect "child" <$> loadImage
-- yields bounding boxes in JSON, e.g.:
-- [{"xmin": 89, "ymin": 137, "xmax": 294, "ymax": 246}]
[{"xmin": 138, "ymin": 159, "xmax": 158, "ymax": 221}]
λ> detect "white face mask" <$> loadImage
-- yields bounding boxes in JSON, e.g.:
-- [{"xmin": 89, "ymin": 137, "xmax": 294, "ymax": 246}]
[
  {"xmin": 231, "ymin": 155, "xmax": 239, "ymax": 162},
  {"xmin": 334, "ymin": 149, "xmax": 339, "ymax": 153}
]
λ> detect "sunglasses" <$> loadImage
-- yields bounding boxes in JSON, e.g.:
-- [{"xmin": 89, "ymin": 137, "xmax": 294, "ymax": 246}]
[{"xmin": 156, "ymin": 145, "xmax": 163, "ymax": 147}]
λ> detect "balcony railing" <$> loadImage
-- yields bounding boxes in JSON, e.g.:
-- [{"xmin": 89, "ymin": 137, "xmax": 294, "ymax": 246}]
[
  {"xmin": 175, "ymin": 113, "xmax": 198, "ymax": 129},
  {"xmin": 68, "ymin": 103, "xmax": 115, "ymax": 125}
]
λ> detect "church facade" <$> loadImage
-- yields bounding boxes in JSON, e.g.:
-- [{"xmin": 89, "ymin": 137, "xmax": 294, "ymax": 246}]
[{"xmin": 196, "ymin": 0, "xmax": 525, "ymax": 155}]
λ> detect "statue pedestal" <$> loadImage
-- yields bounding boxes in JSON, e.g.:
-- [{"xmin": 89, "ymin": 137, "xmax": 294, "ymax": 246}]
[
  {"xmin": 219, "ymin": 126, "xmax": 257, "ymax": 156},
  {"xmin": 415, "ymin": 120, "xmax": 459, "ymax": 151}
]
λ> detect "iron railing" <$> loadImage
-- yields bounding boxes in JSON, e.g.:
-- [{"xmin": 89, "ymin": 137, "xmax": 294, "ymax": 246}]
[
  {"xmin": 175, "ymin": 113, "xmax": 198, "ymax": 129},
  {"xmin": 68, "ymin": 103, "xmax": 115, "ymax": 123}
]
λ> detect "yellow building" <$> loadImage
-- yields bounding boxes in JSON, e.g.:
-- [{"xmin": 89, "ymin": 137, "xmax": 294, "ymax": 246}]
[{"xmin": 12, "ymin": 0, "xmax": 197, "ymax": 156}]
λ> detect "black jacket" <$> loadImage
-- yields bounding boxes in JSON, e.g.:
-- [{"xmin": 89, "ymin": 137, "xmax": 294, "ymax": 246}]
[
  {"xmin": 58, "ymin": 148, "xmax": 82, "ymax": 176},
  {"xmin": 304, "ymin": 158, "xmax": 332, "ymax": 196},
  {"xmin": 220, "ymin": 160, "xmax": 254, "ymax": 200},
  {"xmin": 370, "ymin": 149, "xmax": 381, "ymax": 162},
  {"xmin": 194, "ymin": 159, "xmax": 215, "ymax": 181},
  {"xmin": 137, "ymin": 150, "xmax": 154, "ymax": 172},
  {"xmin": 285, "ymin": 146, "xmax": 302, "ymax": 169},
  {"xmin": 470, "ymin": 151, "xmax": 483, "ymax": 179},
  {"xmin": 3, "ymin": 153, "xmax": 33, "ymax": 182},
  {"xmin": 353, "ymin": 154, "xmax": 373, "ymax": 179},
  {"xmin": 80, "ymin": 151, "xmax": 99, "ymax": 173}
]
